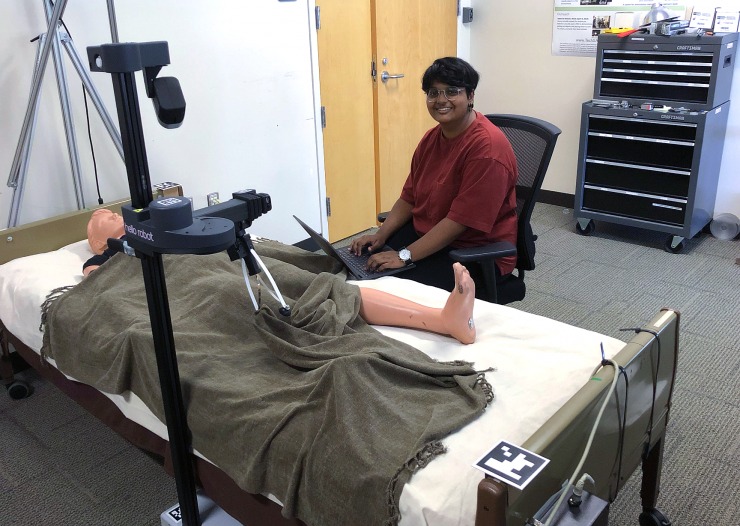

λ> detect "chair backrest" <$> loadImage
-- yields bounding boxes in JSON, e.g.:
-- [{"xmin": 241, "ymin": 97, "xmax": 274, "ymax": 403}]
[{"xmin": 485, "ymin": 114, "xmax": 561, "ymax": 272}]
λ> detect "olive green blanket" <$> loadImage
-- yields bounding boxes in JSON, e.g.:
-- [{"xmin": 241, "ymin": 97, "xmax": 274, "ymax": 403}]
[{"xmin": 42, "ymin": 241, "xmax": 491, "ymax": 526}]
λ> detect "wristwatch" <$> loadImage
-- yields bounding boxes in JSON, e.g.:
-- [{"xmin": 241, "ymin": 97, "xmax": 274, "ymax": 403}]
[{"xmin": 398, "ymin": 247, "xmax": 413, "ymax": 266}]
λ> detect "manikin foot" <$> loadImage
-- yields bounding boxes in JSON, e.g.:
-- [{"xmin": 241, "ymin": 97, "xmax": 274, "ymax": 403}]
[{"xmin": 441, "ymin": 263, "xmax": 476, "ymax": 344}]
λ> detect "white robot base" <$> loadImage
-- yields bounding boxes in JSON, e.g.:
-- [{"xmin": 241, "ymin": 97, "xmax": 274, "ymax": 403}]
[{"xmin": 161, "ymin": 491, "xmax": 243, "ymax": 526}]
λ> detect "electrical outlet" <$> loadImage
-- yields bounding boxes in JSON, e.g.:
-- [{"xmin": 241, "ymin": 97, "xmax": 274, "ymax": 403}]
[{"xmin": 207, "ymin": 192, "xmax": 220, "ymax": 206}]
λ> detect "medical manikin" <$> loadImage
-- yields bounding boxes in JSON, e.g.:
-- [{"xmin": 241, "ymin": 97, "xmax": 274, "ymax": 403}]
[{"xmin": 84, "ymin": 210, "xmax": 476, "ymax": 344}]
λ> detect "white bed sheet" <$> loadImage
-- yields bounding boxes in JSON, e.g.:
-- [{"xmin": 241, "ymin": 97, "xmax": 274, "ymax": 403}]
[{"xmin": 0, "ymin": 242, "xmax": 623, "ymax": 526}]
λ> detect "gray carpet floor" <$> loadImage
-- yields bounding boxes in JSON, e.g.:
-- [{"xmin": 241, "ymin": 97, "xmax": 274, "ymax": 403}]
[{"xmin": 1, "ymin": 202, "xmax": 738, "ymax": 525}]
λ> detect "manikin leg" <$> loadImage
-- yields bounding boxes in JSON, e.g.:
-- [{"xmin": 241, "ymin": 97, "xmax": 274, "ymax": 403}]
[{"xmin": 359, "ymin": 262, "xmax": 476, "ymax": 344}]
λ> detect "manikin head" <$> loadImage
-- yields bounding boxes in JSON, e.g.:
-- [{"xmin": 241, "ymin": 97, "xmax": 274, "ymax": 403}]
[{"xmin": 87, "ymin": 209, "xmax": 125, "ymax": 255}]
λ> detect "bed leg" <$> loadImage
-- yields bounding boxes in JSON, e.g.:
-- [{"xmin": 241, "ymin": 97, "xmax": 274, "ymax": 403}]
[
  {"xmin": 0, "ymin": 327, "xmax": 15, "ymax": 387},
  {"xmin": 476, "ymin": 476, "xmax": 507, "ymax": 526},
  {"xmin": 640, "ymin": 431, "xmax": 671, "ymax": 525},
  {"xmin": 0, "ymin": 326, "xmax": 31, "ymax": 400}
]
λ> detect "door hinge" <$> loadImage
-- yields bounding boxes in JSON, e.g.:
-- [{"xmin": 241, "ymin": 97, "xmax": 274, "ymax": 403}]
[
  {"xmin": 321, "ymin": 106, "xmax": 326, "ymax": 128},
  {"xmin": 326, "ymin": 197, "xmax": 331, "ymax": 217},
  {"xmin": 315, "ymin": 6, "xmax": 321, "ymax": 29},
  {"xmin": 372, "ymin": 54, "xmax": 377, "ymax": 81}
]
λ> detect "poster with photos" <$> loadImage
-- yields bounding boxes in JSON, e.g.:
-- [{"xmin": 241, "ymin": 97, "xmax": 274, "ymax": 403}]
[{"xmin": 552, "ymin": 0, "xmax": 686, "ymax": 56}]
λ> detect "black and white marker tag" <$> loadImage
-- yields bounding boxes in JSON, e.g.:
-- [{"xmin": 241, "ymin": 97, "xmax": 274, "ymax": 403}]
[
  {"xmin": 168, "ymin": 505, "xmax": 182, "ymax": 522},
  {"xmin": 472, "ymin": 440, "xmax": 550, "ymax": 491}
]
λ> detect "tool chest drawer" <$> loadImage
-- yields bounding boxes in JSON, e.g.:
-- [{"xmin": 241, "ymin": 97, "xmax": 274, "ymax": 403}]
[
  {"xmin": 582, "ymin": 185, "xmax": 686, "ymax": 226},
  {"xmin": 594, "ymin": 33, "xmax": 737, "ymax": 111},
  {"xmin": 586, "ymin": 131, "xmax": 694, "ymax": 170},
  {"xmin": 588, "ymin": 114, "xmax": 697, "ymax": 141},
  {"xmin": 584, "ymin": 159, "xmax": 690, "ymax": 198},
  {"xmin": 599, "ymin": 49, "xmax": 713, "ymax": 105}
]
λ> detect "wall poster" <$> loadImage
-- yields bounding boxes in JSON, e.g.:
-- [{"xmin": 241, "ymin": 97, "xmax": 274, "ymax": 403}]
[{"xmin": 552, "ymin": 1, "xmax": 686, "ymax": 56}]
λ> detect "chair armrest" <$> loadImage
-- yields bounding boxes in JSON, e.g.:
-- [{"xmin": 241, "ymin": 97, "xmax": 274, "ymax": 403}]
[
  {"xmin": 377, "ymin": 212, "xmax": 389, "ymax": 223},
  {"xmin": 448, "ymin": 241, "xmax": 517, "ymax": 263}
]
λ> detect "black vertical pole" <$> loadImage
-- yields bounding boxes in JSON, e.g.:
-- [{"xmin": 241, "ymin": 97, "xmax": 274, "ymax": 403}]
[
  {"xmin": 109, "ymin": 71, "xmax": 201, "ymax": 526},
  {"xmin": 111, "ymin": 71, "xmax": 154, "ymax": 209},
  {"xmin": 140, "ymin": 254, "xmax": 201, "ymax": 526}
]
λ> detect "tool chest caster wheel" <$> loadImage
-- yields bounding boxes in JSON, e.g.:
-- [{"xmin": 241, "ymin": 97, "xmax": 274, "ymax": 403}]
[
  {"xmin": 576, "ymin": 219, "xmax": 595, "ymax": 236},
  {"xmin": 639, "ymin": 507, "xmax": 671, "ymax": 526},
  {"xmin": 664, "ymin": 236, "xmax": 684, "ymax": 254},
  {"xmin": 7, "ymin": 380, "xmax": 31, "ymax": 400}
]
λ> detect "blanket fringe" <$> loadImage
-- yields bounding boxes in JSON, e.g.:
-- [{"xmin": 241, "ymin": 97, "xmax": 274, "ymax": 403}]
[
  {"xmin": 39, "ymin": 285, "xmax": 75, "ymax": 364},
  {"xmin": 39, "ymin": 285, "xmax": 75, "ymax": 332},
  {"xmin": 438, "ymin": 359, "xmax": 474, "ymax": 367},
  {"xmin": 475, "ymin": 368, "xmax": 495, "ymax": 406},
  {"xmin": 385, "ymin": 441, "xmax": 447, "ymax": 526}
]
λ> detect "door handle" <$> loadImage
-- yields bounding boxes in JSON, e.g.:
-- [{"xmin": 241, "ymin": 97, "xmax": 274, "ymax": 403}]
[{"xmin": 381, "ymin": 71, "xmax": 404, "ymax": 83}]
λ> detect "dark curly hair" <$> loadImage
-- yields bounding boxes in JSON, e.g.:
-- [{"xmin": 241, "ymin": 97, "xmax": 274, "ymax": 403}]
[{"xmin": 421, "ymin": 57, "xmax": 479, "ymax": 96}]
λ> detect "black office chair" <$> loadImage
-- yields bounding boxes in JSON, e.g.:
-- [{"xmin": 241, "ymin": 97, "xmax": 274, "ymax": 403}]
[
  {"xmin": 448, "ymin": 114, "xmax": 561, "ymax": 304},
  {"xmin": 379, "ymin": 114, "xmax": 561, "ymax": 304}
]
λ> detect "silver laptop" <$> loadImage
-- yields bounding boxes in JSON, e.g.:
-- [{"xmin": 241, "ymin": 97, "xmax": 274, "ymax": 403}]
[{"xmin": 293, "ymin": 215, "xmax": 415, "ymax": 280}]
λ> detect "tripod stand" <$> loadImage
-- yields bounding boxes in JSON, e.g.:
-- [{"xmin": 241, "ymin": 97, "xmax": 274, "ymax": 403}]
[{"xmin": 5, "ymin": 0, "xmax": 124, "ymax": 228}]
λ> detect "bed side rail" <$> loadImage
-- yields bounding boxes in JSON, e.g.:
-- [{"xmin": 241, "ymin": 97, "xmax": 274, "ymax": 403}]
[
  {"xmin": 476, "ymin": 309, "xmax": 680, "ymax": 526},
  {"xmin": 0, "ymin": 199, "xmax": 129, "ymax": 265}
]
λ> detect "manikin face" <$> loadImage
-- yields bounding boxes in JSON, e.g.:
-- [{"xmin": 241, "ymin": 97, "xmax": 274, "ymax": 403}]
[
  {"xmin": 426, "ymin": 81, "xmax": 473, "ymax": 128},
  {"xmin": 87, "ymin": 209, "xmax": 125, "ymax": 255}
]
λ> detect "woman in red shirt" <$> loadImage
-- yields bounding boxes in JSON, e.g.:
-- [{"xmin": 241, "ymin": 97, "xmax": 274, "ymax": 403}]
[{"xmin": 349, "ymin": 57, "xmax": 518, "ymax": 296}]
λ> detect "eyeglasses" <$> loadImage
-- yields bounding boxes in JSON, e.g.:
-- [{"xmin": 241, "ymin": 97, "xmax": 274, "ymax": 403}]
[{"xmin": 426, "ymin": 87, "xmax": 466, "ymax": 102}]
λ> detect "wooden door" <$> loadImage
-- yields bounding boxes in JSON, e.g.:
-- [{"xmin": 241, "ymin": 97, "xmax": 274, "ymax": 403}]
[
  {"xmin": 316, "ymin": 0, "xmax": 377, "ymax": 242},
  {"xmin": 316, "ymin": 0, "xmax": 457, "ymax": 239},
  {"xmin": 372, "ymin": 0, "xmax": 458, "ymax": 213}
]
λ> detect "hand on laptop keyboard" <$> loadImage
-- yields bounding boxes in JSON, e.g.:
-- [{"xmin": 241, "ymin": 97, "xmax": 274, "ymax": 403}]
[
  {"xmin": 348, "ymin": 233, "xmax": 385, "ymax": 256},
  {"xmin": 365, "ymin": 249, "xmax": 405, "ymax": 273}
]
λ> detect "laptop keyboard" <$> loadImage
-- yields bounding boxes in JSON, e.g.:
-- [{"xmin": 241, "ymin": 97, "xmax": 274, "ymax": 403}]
[
  {"xmin": 341, "ymin": 251, "xmax": 374, "ymax": 277},
  {"xmin": 341, "ymin": 249, "xmax": 397, "ymax": 279}
]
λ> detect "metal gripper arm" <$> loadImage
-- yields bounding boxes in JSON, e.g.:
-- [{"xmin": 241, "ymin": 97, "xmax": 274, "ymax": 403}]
[{"xmin": 229, "ymin": 232, "xmax": 262, "ymax": 276}]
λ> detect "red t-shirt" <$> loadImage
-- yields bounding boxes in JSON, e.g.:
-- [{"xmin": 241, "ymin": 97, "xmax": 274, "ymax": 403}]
[{"xmin": 400, "ymin": 112, "xmax": 518, "ymax": 275}]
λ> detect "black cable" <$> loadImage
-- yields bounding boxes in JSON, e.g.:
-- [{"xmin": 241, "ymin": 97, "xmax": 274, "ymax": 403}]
[
  {"xmin": 613, "ymin": 365, "xmax": 629, "ymax": 500},
  {"xmin": 82, "ymin": 86, "xmax": 103, "ymax": 204},
  {"xmin": 601, "ymin": 340, "xmax": 629, "ymax": 502},
  {"xmin": 58, "ymin": 15, "xmax": 104, "ymax": 204},
  {"xmin": 620, "ymin": 327, "xmax": 660, "ymax": 460}
]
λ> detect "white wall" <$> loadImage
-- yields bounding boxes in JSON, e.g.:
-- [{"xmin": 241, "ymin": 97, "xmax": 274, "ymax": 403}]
[
  {"xmin": 457, "ymin": 0, "xmax": 473, "ymax": 63},
  {"xmin": 0, "ymin": 0, "xmax": 327, "ymax": 243},
  {"xmin": 468, "ymin": 1, "xmax": 740, "ymax": 218},
  {"xmin": 696, "ymin": 0, "xmax": 740, "ymax": 217}
]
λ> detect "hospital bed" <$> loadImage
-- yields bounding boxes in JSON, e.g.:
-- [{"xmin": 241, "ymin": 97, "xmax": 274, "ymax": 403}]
[{"xmin": 0, "ymin": 201, "xmax": 678, "ymax": 526}]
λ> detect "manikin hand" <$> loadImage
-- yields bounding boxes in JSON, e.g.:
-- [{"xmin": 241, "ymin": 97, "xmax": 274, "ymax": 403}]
[{"xmin": 83, "ymin": 265, "xmax": 100, "ymax": 277}]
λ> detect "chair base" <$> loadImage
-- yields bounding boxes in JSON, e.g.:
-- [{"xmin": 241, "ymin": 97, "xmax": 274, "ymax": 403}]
[{"xmin": 496, "ymin": 276, "xmax": 526, "ymax": 305}]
